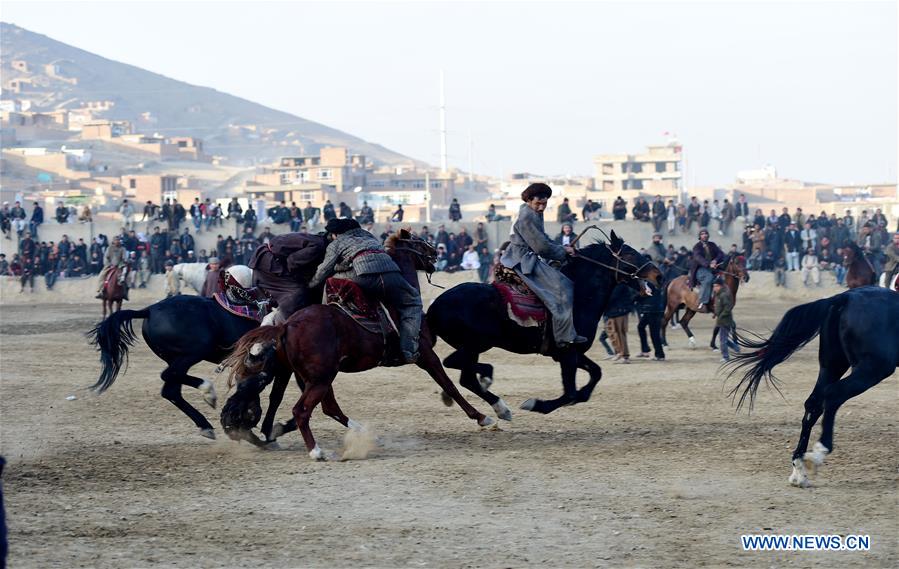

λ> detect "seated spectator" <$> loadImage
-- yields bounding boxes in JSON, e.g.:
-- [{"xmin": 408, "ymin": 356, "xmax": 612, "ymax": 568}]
[
  {"xmin": 477, "ymin": 246, "xmax": 493, "ymax": 283},
  {"xmin": 612, "ymin": 197, "xmax": 627, "ymax": 221},
  {"xmin": 0, "ymin": 253, "xmax": 8, "ymax": 276},
  {"xmin": 89, "ymin": 251, "xmax": 103, "ymax": 275},
  {"xmin": 557, "ymin": 198, "xmax": 577, "ymax": 223},
  {"xmin": 435, "ymin": 244, "xmax": 448, "ymax": 271},
  {"xmin": 555, "ymin": 223, "xmax": 575, "ymax": 246},
  {"xmin": 801, "ymin": 247, "xmax": 820, "ymax": 286},
  {"xmin": 833, "ymin": 248, "xmax": 847, "ymax": 286},
  {"xmin": 460, "ymin": 245, "xmax": 480, "ymax": 270}
]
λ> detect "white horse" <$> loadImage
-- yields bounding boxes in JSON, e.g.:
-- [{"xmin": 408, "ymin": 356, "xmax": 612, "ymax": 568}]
[
  {"xmin": 171, "ymin": 263, "xmax": 253, "ymax": 295},
  {"xmin": 879, "ymin": 271, "xmax": 898, "ymax": 292}
]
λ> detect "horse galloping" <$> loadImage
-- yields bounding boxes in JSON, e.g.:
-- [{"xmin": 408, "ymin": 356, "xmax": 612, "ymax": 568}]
[
  {"xmin": 427, "ymin": 230, "xmax": 661, "ymax": 418},
  {"xmin": 729, "ymin": 286, "xmax": 898, "ymax": 487},
  {"xmin": 88, "ymin": 291, "xmax": 297, "ymax": 441},
  {"xmin": 99, "ymin": 266, "xmax": 129, "ymax": 318},
  {"xmin": 662, "ymin": 254, "xmax": 748, "ymax": 348},
  {"xmin": 220, "ymin": 230, "xmax": 493, "ymax": 460}
]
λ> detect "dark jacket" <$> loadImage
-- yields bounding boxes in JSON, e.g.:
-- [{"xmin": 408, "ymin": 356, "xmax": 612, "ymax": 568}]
[
  {"xmin": 248, "ymin": 233, "xmax": 327, "ymax": 279},
  {"xmin": 605, "ymin": 284, "xmax": 635, "ymax": 319},
  {"xmin": 310, "ymin": 228, "xmax": 399, "ymax": 288},
  {"xmin": 635, "ymin": 283, "xmax": 664, "ymax": 314},
  {"xmin": 689, "ymin": 240, "xmax": 725, "ymax": 286},
  {"xmin": 714, "ymin": 286, "xmax": 734, "ymax": 327}
]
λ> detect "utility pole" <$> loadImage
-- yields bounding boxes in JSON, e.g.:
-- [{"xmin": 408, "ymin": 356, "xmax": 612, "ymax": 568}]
[
  {"xmin": 468, "ymin": 129, "xmax": 474, "ymax": 193},
  {"xmin": 439, "ymin": 70, "xmax": 448, "ymax": 174},
  {"xmin": 425, "ymin": 170, "xmax": 432, "ymax": 223}
]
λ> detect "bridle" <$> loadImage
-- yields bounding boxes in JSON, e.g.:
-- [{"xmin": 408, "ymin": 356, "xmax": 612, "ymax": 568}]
[
  {"xmin": 568, "ymin": 225, "xmax": 653, "ymax": 283},
  {"xmin": 389, "ymin": 236, "xmax": 445, "ymax": 288}
]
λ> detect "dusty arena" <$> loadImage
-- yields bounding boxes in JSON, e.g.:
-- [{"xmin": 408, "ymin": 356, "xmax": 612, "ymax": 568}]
[{"xmin": 1, "ymin": 275, "xmax": 896, "ymax": 568}]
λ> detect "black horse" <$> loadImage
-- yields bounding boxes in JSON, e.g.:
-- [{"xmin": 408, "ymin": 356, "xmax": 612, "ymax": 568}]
[
  {"xmin": 88, "ymin": 294, "xmax": 298, "ymax": 440},
  {"xmin": 729, "ymin": 286, "xmax": 898, "ymax": 487},
  {"xmin": 427, "ymin": 230, "xmax": 661, "ymax": 417}
]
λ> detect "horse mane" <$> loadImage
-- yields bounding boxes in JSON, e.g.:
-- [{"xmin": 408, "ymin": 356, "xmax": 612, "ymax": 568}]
[{"xmin": 383, "ymin": 231, "xmax": 402, "ymax": 251}]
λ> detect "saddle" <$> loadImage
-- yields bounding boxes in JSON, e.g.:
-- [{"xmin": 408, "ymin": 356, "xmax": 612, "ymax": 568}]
[
  {"xmin": 325, "ymin": 278, "xmax": 402, "ymax": 364},
  {"xmin": 492, "ymin": 264, "xmax": 547, "ymax": 327},
  {"xmin": 214, "ymin": 291, "xmax": 269, "ymax": 322}
]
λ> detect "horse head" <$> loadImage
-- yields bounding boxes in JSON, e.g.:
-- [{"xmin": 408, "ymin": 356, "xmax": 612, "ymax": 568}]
[
  {"xmin": 386, "ymin": 229, "xmax": 438, "ymax": 275},
  {"xmin": 572, "ymin": 230, "xmax": 662, "ymax": 296},
  {"xmin": 729, "ymin": 254, "xmax": 750, "ymax": 283}
]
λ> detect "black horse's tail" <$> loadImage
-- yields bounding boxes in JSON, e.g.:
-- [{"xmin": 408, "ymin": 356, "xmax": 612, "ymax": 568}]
[
  {"xmin": 86, "ymin": 309, "xmax": 149, "ymax": 393},
  {"xmin": 728, "ymin": 294, "xmax": 848, "ymax": 410}
]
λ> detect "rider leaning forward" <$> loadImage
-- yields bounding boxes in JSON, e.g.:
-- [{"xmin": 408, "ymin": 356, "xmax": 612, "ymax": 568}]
[
  {"xmin": 500, "ymin": 182, "xmax": 587, "ymax": 349},
  {"xmin": 689, "ymin": 228, "xmax": 725, "ymax": 312},
  {"xmin": 309, "ymin": 218, "xmax": 423, "ymax": 364}
]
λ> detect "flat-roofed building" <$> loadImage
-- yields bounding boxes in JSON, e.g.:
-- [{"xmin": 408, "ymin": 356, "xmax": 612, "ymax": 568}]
[{"xmin": 594, "ymin": 144, "xmax": 682, "ymax": 193}]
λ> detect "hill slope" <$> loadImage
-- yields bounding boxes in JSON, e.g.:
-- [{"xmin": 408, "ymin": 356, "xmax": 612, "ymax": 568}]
[{"xmin": 0, "ymin": 22, "xmax": 418, "ymax": 165}]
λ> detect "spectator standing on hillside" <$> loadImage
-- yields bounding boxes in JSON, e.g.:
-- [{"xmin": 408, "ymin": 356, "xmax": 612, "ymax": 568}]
[
  {"xmin": 20, "ymin": 255, "xmax": 35, "ymax": 293},
  {"xmin": 449, "ymin": 198, "xmax": 462, "ymax": 222},
  {"xmin": 119, "ymin": 199, "xmax": 135, "ymax": 231},
  {"xmin": 666, "ymin": 199, "xmax": 677, "ymax": 234},
  {"xmin": 719, "ymin": 199, "xmax": 735, "ymax": 236},
  {"xmin": 686, "ymin": 197, "xmax": 701, "ymax": 231},
  {"xmin": 190, "ymin": 198, "xmax": 203, "ymax": 233},
  {"xmin": 243, "ymin": 205, "xmax": 257, "ymax": 233},
  {"xmin": 227, "ymin": 198, "xmax": 244, "ymax": 224},
  {"xmin": 10, "ymin": 201, "xmax": 27, "ymax": 238},
  {"xmin": 557, "ymin": 198, "xmax": 576, "ymax": 223},
  {"xmin": 19, "ymin": 231, "xmax": 36, "ymax": 261},
  {"xmin": 289, "ymin": 202, "xmax": 302, "ymax": 232},
  {"xmin": 180, "ymin": 228, "xmax": 195, "ymax": 254},
  {"xmin": 303, "ymin": 202, "xmax": 319, "ymax": 228},
  {"xmin": 651, "ymin": 195, "xmax": 666, "ymax": 233},
  {"xmin": 172, "ymin": 199, "xmax": 186, "ymax": 231},
  {"xmin": 784, "ymin": 223, "xmax": 802, "ymax": 271},
  {"xmin": 29, "ymin": 202, "xmax": 44, "ymax": 238},
  {"xmin": 735, "ymin": 194, "xmax": 749, "ymax": 220}
]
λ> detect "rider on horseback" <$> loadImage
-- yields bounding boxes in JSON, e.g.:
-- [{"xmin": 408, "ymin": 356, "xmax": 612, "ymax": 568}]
[
  {"xmin": 689, "ymin": 228, "xmax": 725, "ymax": 312},
  {"xmin": 96, "ymin": 236, "xmax": 129, "ymax": 301},
  {"xmin": 248, "ymin": 231, "xmax": 328, "ymax": 325},
  {"xmin": 500, "ymin": 182, "xmax": 587, "ymax": 349},
  {"xmin": 309, "ymin": 218, "xmax": 423, "ymax": 364}
]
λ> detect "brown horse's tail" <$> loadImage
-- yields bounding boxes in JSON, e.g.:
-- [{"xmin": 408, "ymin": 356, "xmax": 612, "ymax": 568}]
[{"xmin": 221, "ymin": 325, "xmax": 286, "ymax": 387}]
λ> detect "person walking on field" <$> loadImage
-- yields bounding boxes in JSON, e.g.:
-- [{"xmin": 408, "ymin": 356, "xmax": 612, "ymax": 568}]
[
  {"xmin": 636, "ymin": 276, "xmax": 666, "ymax": 361},
  {"xmin": 604, "ymin": 283, "xmax": 634, "ymax": 363},
  {"xmin": 712, "ymin": 277, "xmax": 738, "ymax": 362}
]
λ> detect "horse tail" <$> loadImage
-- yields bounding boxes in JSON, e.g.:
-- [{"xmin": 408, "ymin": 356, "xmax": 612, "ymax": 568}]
[
  {"xmin": 728, "ymin": 294, "xmax": 848, "ymax": 410},
  {"xmin": 221, "ymin": 325, "xmax": 286, "ymax": 388},
  {"xmin": 86, "ymin": 308, "xmax": 149, "ymax": 393}
]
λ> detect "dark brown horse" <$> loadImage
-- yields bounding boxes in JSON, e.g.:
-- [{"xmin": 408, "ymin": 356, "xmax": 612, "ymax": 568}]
[
  {"xmin": 221, "ymin": 230, "xmax": 492, "ymax": 459},
  {"xmin": 843, "ymin": 242, "xmax": 876, "ymax": 288},
  {"xmin": 662, "ymin": 254, "xmax": 748, "ymax": 348},
  {"xmin": 100, "ymin": 266, "xmax": 129, "ymax": 318}
]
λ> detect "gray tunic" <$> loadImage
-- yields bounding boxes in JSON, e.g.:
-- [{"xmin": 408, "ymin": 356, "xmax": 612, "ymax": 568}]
[
  {"xmin": 501, "ymin": 204, "xmax": 577, "ymax": 343},
  {"xmin": 309, "ymin": 228, "xmax": 399, "ymax": 288}
]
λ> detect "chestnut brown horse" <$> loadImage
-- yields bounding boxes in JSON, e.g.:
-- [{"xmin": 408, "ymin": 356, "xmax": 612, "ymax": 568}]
[
  {"xmin": 843, "ymin": 242, "xmax": 876, "ymax": 289},
  {"xmin": 100, "ymin": 266, "xmax": 129, "ymax": 318},
  {"xmin": 220, "ymin": 230, "xmax": 493, "ymax": 459},
  {"xmin": 662, "ymin": 254, "xmax": 748, "ymax": 348}
]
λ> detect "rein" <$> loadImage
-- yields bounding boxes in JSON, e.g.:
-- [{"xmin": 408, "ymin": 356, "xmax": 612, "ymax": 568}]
[
  {"xmin": 389, "ymin": 238, "xmax": 444, "ymax": 288},
  {"xmin": 568, "ymin": 225, "xmax": 651, "ymax": 281}
]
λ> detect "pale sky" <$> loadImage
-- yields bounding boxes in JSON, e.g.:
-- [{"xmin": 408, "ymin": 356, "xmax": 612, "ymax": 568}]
[{"xmin": 3, "ymin": 1, "xmax": 897, "ymax": 185}]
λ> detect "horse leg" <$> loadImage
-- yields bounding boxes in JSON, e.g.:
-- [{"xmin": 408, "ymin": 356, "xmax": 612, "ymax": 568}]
[
  {"xmin": 260, "ymin": 370, "xmax": 290, "ymax": 442},
  {"xmin": 787, "ymin": 364, "xmax": 845, "ymax": 487},
  {"xmin": 475, "ymin": 362, "xmax": 495, "ymax": 391},
  {"xmin": 573, "ymin": 354, "xmax": 603, "ymax": 403},
  {"xmin": 679, "ymin": 309, "xmax": 697, "ymax": 348},
  {"xmin": 442, "ymin": 349, "xmax": 505, "ymax": 422},
  {"xmin": 160, "ymin": 360, "xmax": 216, "ymax": 438},
  {"xmin": 521, "ymin": 351, "xmax": 579, "ymax": 414},
  {"xmin": 809, "ymin": 362, "xmax": 890, "ymax": 477},
  {"xmin": 291, "ymin": 380, "xmax": 332, "ymax": 460},
  {"xmin": 420, "ymin": 346, "xmax": 493, "ymax": 425}
]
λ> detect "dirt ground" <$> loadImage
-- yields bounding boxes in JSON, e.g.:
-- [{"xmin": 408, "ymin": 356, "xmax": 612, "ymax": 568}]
[{"xmin": 1, "ymin": 297, "xmax": 896, "ymax": 568}]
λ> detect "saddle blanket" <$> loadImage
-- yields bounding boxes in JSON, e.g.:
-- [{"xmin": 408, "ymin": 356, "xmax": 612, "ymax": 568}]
[
  {"xmin": 213, "ymin": 292, "xmax": 266, "ymax": 322},
  {"xmin": 325, "ymin": 278, "xmax": 397, "ymax": 336},
  {"xmin": 492, "ymin": 264, "xmax": 547, "ymax": 327}
]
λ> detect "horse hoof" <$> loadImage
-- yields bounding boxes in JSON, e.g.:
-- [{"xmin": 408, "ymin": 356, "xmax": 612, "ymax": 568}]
[
  {"xmin": 347, "ymin": 418, "xmax": 365, "ymax": 432},
  {"xmin": 803, "ymin": 442, "xmax": 829, "ymax": 471},
  {"xmin": 478, "ymin": 415, "xmax": 495, "ymax": 428},
  {"xmin": 478, "ymin": 375, "xmax": 494, "ymax": 390},
  {"xmin": 440, "ymin": 391, "xmax": 454, "ymax": 407},
  {"xmin": 789, "ymin": 459, "xmax": 811, "ymax": 488},
  {"xmin": 520, "ymin": 398, "xmax": 537, "ymax": 411},
  {"xmin": 270, "ymin": 423, "xmax": 286, "ymax": 441},
  {"xmin": 309, "ymin": 445, "xmax": 327, "ymax": 461},
  {"xmin": 263, "ymin": 440, "xmax": 282, "ymax": 451},
  {"xmin": 199, "ymin": 428, "xmax": 216, "ymax": 440},
  {"xmin": 198, "ymin": 379, "xmax": 218, "ymax": 409},
  {"xmin": 687, "ymin": 337, "xmax": 696, "ymax": 349},
  {"xmin": 492, "ymin": 399, "xmax": 513, "ymax": 421}
]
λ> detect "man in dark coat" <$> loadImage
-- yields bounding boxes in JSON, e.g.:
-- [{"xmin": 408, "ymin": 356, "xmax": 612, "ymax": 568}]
[
  {"xmin": 636, "ymin": 274, "xmax": 665, "ymax": 361},
  {"xmin": 309, "ymin": 218, "xmax": 423, "ymax": 363},
  {"xmin": 249, "ymin": 232, "xmax": 328, "ymax": 326},
  {"xmin": 689, "ymin": 229, "xmax": 725, "ymax": 312}
]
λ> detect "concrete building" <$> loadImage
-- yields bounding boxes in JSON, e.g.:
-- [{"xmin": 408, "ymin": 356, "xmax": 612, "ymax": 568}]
[
  {"xmin": 121, "ymin": 174, "xmax": 179, "ymax": 204},
  {"xmin": 593, "ymin": 144, "xmax": 682, "ymax": 193},
  {"xmin": 81, "ymin": 120, "xmax": 133, "ymax": 140},
  {"xmin": 254, "ymin": 147, "xmax": 367, "ymax": 193}
]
